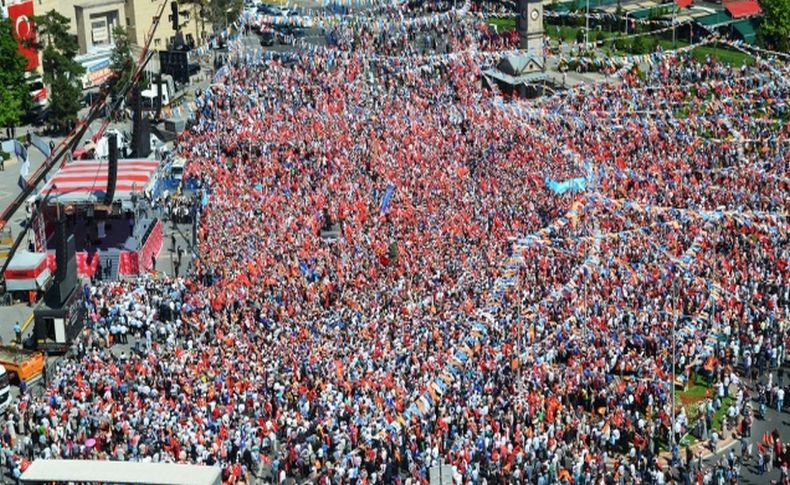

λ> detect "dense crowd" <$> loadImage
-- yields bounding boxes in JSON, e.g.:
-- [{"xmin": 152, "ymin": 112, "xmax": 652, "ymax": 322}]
[{"xmin": 1, "ymin": 4, "xmax": 789, "ymax": 484}]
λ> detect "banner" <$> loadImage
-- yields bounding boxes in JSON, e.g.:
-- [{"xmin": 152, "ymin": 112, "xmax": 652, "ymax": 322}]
[
  {"xmin": 29, "ymin": 132, "xmax": 50, "ymax": 157},
  {"xmin": 32, "ymin": 210, "xmax": 45, "ymax": 252},
  {"xmin": 1, "ymin": 139, "xmax": 27, "ymax": 165},
  {"xmin": 546, "ymin": 177, "xmax": 586, "ymax": 194},
  {"xmin": 7, "ymin": 1, "xmax": 38, "ymax": 71},
  {"xmin": 379, "ymin": 183, "xmax": 395, "ymax": 214}
]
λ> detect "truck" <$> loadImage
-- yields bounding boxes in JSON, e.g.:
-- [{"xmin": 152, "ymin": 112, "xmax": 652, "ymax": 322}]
[
  {"xmin": 141, "ymin": 74, "xmax": 179, "ymax": 109},
  {"xmin": 31, "ymin": 284, "xmax": 86, "ymax": 354},
  {"xmin": 170, "ymin": 156, "xmax": 187, "ymax": 183},
  {"xmin": 0, "ymin": 366, "xmax": 10, "ymax": 411},
  {"xmin": 26, "ymin": 75, "xmax": 48, "ymax": 110},
  {"xmin": 0, "ymin": 345, "xmax": 45, "ymax": 385}
]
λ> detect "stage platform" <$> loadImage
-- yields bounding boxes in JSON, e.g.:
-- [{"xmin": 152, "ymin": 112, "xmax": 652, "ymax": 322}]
[
  {"xmin": 43, "ymin": 217, "xmax": 163, "ymax": 279},
  {"xmin": 29, "ymin": 157, "xmax": 165, "ymax": 280}
]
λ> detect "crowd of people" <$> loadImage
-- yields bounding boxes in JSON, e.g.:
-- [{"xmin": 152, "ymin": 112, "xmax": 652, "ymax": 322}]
[{"xmin": 1, "ymin": 3, "xmax": 788, "ymax": 484}]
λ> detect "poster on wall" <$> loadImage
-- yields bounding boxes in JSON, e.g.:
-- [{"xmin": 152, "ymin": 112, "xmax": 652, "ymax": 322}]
[{"xmin": 7, "ymin": 1, "xmax": 39, "ymax": 71}]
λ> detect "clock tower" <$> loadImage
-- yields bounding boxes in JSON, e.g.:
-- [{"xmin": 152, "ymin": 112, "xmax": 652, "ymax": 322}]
[{"xmin": 517, "ymin": 0, "xmax": 544, "ymax": 62}]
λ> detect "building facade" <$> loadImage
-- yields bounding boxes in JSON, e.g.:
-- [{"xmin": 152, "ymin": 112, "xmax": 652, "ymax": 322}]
[
  {"xmin": 125, "ymin": 0, "xmax": 209, "ymax": 52},
  {"xmin": 2, "ymin": 0, "xmax": 210, "ymax": 86}
]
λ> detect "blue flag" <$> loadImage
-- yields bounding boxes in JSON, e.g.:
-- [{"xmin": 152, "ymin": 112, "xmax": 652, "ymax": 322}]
[{"xmin": 379, "ymin": 183, "xmax": 395, "ymax": 215}]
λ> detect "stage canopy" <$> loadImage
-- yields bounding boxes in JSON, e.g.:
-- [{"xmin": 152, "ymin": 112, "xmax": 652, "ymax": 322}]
[{"xmin": 39, "ymin": 159, "xmax": 160, "ymax": 209}]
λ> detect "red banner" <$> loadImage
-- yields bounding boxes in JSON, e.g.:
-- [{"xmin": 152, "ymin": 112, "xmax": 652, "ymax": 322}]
[{"xmin": 7, "ymin": 1, "xmax": 38, "ymax": 71}]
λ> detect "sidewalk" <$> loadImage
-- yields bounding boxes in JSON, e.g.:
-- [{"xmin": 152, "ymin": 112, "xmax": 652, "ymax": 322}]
[{"xmin": 656, "ymin": 430, "xmax": 740, "ymax": 469}]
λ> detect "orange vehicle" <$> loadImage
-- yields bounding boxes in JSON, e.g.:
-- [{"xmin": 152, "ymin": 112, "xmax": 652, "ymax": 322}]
[{"xmin": 0, "ymin": 345, "xmax": 44, "ymax": 383}]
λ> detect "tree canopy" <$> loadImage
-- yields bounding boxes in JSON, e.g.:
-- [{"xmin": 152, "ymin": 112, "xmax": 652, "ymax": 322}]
[
  {"xmin": 109, "ymin": 25, "xmax": 134, "ymax": 101},
  {"xmin": 31, "ymin": 10, "xmax": 85, "ymax": 132},
  {"xmin": 185, "ymin": 0, "xmax": 242, "ymax": 31},
  {"xmin": 758, "ymin": 0, "xmax": 790, "ymax": 51}
]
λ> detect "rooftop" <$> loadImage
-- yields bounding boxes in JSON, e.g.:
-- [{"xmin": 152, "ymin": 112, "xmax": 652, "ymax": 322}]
[{"xmin": 21, "ymin": 460, "xmax": 222, "ymax": 485}]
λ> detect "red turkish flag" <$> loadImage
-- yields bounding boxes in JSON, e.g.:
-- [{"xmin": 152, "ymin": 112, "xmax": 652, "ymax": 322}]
[{"xmin": 7, "ymin": 1, "xmax": 38, "ymax": 71}]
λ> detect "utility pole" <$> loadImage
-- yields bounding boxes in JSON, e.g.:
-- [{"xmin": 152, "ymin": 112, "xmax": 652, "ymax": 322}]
[
  {"xmin": 585, "ymin": 0, "xmax": 590, "ymax": 47},
  {"xmin": 672, "ymin": 4, "xmax": 677, "ymax": 48},
  {"xmin": 624, "ymin": 12, "xmax": 629, "ymax": 36}
]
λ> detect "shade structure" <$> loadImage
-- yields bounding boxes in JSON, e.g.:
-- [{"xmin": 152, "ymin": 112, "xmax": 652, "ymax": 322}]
[
  {"xmin": 725, "ymin": 0, "xmax": 761, "ymax": 18},
  {"xmin": 39, "ymin": 159, "xmax": 159, "ymax": 209}
]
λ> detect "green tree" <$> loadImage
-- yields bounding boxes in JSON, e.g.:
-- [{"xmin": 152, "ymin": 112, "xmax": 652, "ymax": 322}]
[
  {"xmin": 758, "ymin": 0, "xmax": 790, "ymax": 51},
  {"xmin": 0, "ymin": 18, "xmax": 30, "ymax": 130},
  {"xmin": 594, "ymin": 30, "xmax": 606, "ymax": 43},
  {"xmin": 31, "ymin": 10, "xmax": 84, "ymax": 132},
  {"xmin": 186, "ymin": 0, "xmax": 242, "ymax": 32},
  {"xmin": 109, "ymin": 25, "xmax": 134, "ymax": 102},
  {"xmin": 212, "ymin": 0, "xmax": 243, "ymax": 30},
  {"xmin": 631, "ymin": 35, "xmax": 647, "ymax": 54}
]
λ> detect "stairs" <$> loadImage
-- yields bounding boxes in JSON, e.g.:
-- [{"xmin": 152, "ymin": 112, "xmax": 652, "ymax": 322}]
[
  {"xmin": 96, "ymin": 252, "xmax": 121, "ymax": 281},
  {"xmin": 107, "ymin": 253, "xmax": 120, "ymax": 280}
]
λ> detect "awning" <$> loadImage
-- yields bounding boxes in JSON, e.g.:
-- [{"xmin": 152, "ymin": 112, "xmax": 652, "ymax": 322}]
[
  {"xmin": 696, "ymin": 11, "xmax": 733, "ymax": 26},
  {"xmin": 548, "ymin": 3, "xmax": 571, "ymax": 12},
  {"xmin": 731, "ymin": 18, "xmax": 760, "ymax": 42},
  {"xmin": 585, "ymin": 0, "xmax": 622, "ymax": 8},
  {"xmin": 725, "ymin": 0, "xmax": 761, "ymax": 18},
  {"xmin": 39, "ymin": 159, "xmax": 160, "ymax": 208},
  {"xmin": 630, "ymin": 8, "xmax": 653, "ymax": 19},
  {"xmin": 676, "ymin": 0, "xmax": 693, "ymax": 8}
]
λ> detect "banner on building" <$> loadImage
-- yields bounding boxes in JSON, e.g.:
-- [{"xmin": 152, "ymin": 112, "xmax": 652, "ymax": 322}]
[{"xmin": 7, "ymin": 1, "xmax": 39, "ymax": 71}]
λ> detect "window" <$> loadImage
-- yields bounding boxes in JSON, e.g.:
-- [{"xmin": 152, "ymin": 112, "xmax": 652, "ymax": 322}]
[
  {"xmin": 91, "ymin": 18, "xmax": 109, "ymax": 45},
  {"xmin": 154, "ymin": 38, "xmax": 161, "ymax": 46}
]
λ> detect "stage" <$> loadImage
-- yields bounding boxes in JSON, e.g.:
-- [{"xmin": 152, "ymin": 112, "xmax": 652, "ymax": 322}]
[
  {"xmin": 30, "ymin": 158, "xmax": 164, "ymax": 279},
  {"xmin": 43, "ymin": 217, "xmax": 163, "ymax": 279}
]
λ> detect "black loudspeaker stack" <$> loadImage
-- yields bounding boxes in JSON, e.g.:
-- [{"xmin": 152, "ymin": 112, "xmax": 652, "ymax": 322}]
[
  {"xmin": 104, "ymin": 133, "xmax": 118, "ymax": 205},
  {"xmin": 131, "ymin": 87, "xmax": 151, "ymax": 158},
  {"xmin": 46, "ymin": 214, "xmax": 78, "ymax": 307}
]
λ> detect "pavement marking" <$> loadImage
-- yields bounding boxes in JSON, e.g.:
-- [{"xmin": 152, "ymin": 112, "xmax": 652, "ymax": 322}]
[
  {"xmin": 21, "ymin": 312, "xmax": 34, "ymax": 333},
  {"xmin": 701, "ymin": 434, "xmax": 740, "ymax": 460}
]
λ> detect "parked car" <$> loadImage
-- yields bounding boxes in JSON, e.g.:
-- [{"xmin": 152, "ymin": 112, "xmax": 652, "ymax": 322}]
[
  {"xmin": 260, "ymin": 30, "xmax": 276, "ymax": 46},
  {"xmin": 273, "ymin": 24, "xmax": 306, "ymax": 41}
]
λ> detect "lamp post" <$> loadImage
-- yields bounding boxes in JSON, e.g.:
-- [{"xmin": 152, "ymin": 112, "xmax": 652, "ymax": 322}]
[
  {"xmin": 585, "ymin": 0, "xmax": 590, "ymax": 47},
  {"xmin": 624, "ymin": 12, "xmax": 629, "ymax": 36}
]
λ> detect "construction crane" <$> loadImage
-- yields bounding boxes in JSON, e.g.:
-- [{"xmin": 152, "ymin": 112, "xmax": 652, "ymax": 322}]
[{"xmin": 0, "ymin": 0, "xmax": 171, "ymax": 288}]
